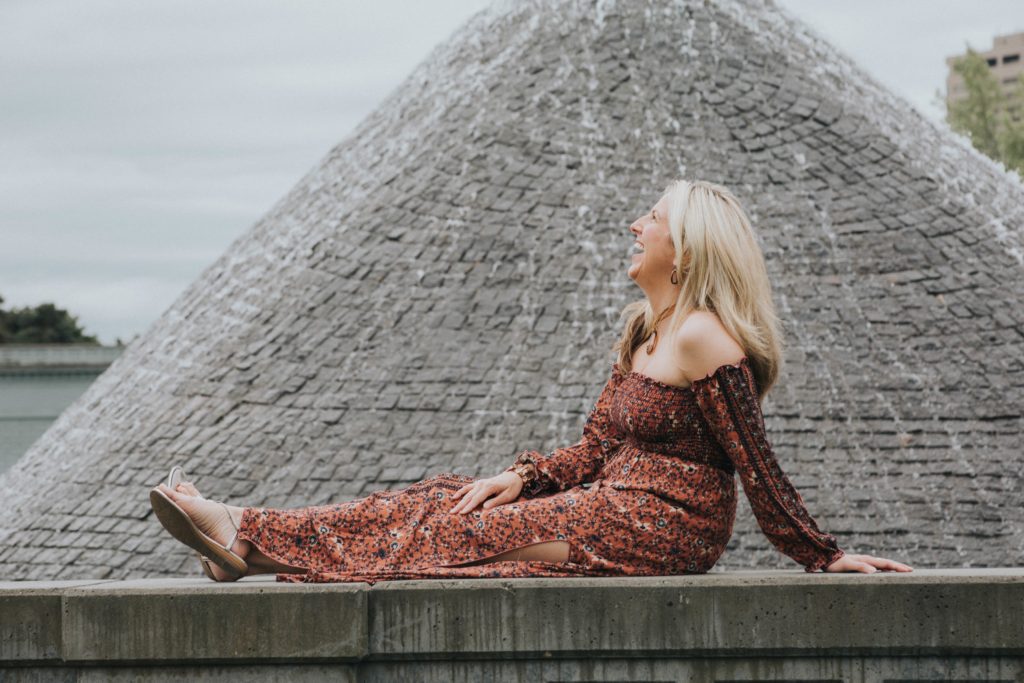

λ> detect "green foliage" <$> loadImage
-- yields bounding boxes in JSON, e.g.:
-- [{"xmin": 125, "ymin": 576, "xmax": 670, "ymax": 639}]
[
  {"xmin": 0, "ymin": 293, "xmax": 99, "ymax": 344},
  {"xmin": 940, "ymin": 48, "xmax": 1024, "ymax": 177}
]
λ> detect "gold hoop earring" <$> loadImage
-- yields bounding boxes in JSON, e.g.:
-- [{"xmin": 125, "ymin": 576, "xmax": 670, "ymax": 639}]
[{"xmin": 670, "ymin": 267, "xmax": 679, "ymax": 285}]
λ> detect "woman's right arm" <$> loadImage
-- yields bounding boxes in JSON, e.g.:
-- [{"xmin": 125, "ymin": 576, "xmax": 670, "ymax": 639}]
[{"xmin": 504, "ymin": 363, "xmax": 626, "ymax": 498}]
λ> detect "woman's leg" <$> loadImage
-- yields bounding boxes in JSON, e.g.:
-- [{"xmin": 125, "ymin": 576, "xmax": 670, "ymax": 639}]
[
  {"xmin": 452, "ymin": 539, "xmax": 571, "ymax": 566},
  {"xmin": 160, "ymin": 478, "xmax": 572, "ymax": 578}
]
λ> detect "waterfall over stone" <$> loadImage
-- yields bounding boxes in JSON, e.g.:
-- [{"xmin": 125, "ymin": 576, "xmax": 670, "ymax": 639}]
[{"xmin": 1, "ymin": 0, "xmax": 1021, "ymax": 579}]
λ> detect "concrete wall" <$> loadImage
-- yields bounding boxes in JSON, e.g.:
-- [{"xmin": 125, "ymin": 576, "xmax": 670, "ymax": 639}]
[{"xmin": 1, "ymin": 569, "xmax": 1021, "ymax": 681}]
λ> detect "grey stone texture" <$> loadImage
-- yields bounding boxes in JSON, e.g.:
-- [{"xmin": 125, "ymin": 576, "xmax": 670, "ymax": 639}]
[
  {"xmin": 1, "ymin": 570, "xmax": 1023, "ymax": 680},
  {"xmin": 0, "ymin": 0, "xmax": 1022, "ymax": 580}
]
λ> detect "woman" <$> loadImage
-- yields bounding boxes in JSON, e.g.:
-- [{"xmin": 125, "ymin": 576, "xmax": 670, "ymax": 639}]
[{"xmin": 150, "ymin": 178, "xmax": 913, "ymax": 583}]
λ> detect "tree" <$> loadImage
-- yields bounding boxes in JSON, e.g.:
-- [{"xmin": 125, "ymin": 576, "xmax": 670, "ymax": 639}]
[
  {"xmin": 937, "ymin": 47, "xmax": 1024, "ymax": 177},
  {"xmin": 999, "ymin": 70, "xmax": 1024, "ymax": 170},
  {"xmin": 0, "ymin": 294, "xmax": 99, "ymax": 344}
]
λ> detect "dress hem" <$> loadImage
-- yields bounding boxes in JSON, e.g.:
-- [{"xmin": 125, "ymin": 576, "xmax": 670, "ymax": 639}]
[{"xmin": 237, "ymin": 506, "xmax": 312, "ymax": 576}]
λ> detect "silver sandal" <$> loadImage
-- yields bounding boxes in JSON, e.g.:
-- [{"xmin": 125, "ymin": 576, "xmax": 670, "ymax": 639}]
[{"xmin": 156, "ymin": 466, "xmax": 247, "ymax": 579}]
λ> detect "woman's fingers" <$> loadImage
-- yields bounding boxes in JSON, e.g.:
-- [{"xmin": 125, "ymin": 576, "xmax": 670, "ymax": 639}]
[
  {"xmin": 461, "ymin": 489, "xmax": 493, "ymax": 514},
  {"xmin": 832, "ymin": 553, "xmax": 914, "ymax": 573},
  {"xmin": 449, "ymin": 483, "xmax": 501, "ymax": 514},
  {"xmin": 836, "ymin": 555, "xmax": 874, "ymax": 573},
  {"xmin": 447, "ymin": 476, "xmax": 520, "ymax": 514},
  {"xmin": 448, "ymin": 488, "xmax": 469, "ymax": 513},
  {"xmin": 450, "ymin": 491, "xmax": 474, "ymax": 514},
  {"xmin": 482, "ymin": 489, "xmax": 515, "ymax": 509},
  {"xmin": 865, "ymin": 555, "xmax": 914, "ymax": 572},
  {"xmin": 449, "ymin": 484, "xmax": 484, "ymax": 513}
]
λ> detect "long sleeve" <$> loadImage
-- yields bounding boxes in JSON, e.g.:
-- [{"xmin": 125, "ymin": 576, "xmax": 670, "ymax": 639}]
[
  {"xmin": 504, "ymin": 363, "xmax": 626, "ymax": 498},
  {"xmin": 691, "ymin": 359, "xmax": 846, "ymax": 572}
]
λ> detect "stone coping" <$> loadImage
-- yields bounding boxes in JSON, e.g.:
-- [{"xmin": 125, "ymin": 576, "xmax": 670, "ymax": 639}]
[{"xmin": 0, "ymin": 569, "xmax": 1021, "ymax": 665}]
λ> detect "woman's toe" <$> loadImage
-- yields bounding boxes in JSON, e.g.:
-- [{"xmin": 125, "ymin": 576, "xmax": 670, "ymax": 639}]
[
  {"xmin": 164, "ymin": 484, "xmax": 195, "ymax": 502},
  {"xmin": 181, "ymin": 482, "xmax": 203, "ymax": 497}
]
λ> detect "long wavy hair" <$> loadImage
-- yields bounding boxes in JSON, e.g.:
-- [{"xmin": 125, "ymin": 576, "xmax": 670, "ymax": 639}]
[{"xmin": 612, "ymin": 178, "xmax": 785, "ymax": 401}]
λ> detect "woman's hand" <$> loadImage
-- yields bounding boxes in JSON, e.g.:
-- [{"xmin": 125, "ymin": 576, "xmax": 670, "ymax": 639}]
[
  {"xmin": 449, "ymin": 472, "xmax": 524, "ymax": 514},
  {"xmin": 825, "ymin": 552, "xmax": 913, "ymax": 573}
]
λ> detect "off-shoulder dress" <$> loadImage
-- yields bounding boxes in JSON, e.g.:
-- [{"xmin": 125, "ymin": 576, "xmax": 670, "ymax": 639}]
[{"xmin": 235, "ymin": 356, "xmax": 846, "ymax": 583}]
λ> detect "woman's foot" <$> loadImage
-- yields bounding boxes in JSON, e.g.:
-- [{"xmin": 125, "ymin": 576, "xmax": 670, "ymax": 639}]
[
  {"xmin": 154, "ymin": 483, "xmax": 250, "ymax": 580},
  {"xmin": 167, "ymin": 479, "xmax": 243, "ymax": 581}
]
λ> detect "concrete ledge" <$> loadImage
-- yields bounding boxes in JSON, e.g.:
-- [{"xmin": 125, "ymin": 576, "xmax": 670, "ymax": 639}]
[
  {"xmin": 1, "ymin": 569, "xmax": 1022, "ymax": 681},
  {"xmin": 61, "ymin": 579, "xmax": 367, "ymax": 664},
  {"xmin": 368, "ymin": 568, "xmax": 1024, "ymax": 658}
]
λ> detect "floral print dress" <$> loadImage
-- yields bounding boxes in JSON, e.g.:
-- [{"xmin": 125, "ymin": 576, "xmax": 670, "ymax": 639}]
[{"xmin": 235, "ymin": 356, "xmax": 846, "ymax": 584}]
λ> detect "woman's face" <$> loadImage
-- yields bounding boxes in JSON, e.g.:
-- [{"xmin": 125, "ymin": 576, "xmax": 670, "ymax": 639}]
[{"xmin": 628, "ymin": 194, "xmax": 675, "ymax": 284}]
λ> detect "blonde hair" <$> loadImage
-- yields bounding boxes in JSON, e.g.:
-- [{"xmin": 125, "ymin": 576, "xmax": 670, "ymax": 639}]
[{"xmin": 612, "ymin": 179, "xmax": 785, "ymax": 401}]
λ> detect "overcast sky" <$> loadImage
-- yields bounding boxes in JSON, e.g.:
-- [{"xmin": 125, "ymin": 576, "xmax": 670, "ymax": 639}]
[{"xmin": 1, "ymin": 1, "xmax": 1021, "ymax": 345}]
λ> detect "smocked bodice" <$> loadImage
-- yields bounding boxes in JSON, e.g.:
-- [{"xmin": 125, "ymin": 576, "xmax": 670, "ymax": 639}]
[{"xmin": 607, "ymin": 363, "xmax": 737, "ymax": 473}]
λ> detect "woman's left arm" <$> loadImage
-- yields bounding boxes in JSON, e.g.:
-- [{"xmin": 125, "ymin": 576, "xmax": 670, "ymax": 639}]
[{"xmin": 691, "ymin": 360, "xmax": 911, "ymax": 573}]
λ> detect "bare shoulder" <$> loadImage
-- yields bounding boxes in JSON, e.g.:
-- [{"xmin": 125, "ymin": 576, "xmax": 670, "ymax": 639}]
[{"xmin": 672, "ymin": 311, "xmax": 747, "ymax": 384}]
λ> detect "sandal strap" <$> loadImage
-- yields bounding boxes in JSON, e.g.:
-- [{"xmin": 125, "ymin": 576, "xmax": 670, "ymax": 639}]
[
  {"xmin": 219, "ymin": 501, "xmax": 240, "ymax": 551},
  {"xmin": 166, "ymin": 465, "xmax": 183, "ymax": 489}
]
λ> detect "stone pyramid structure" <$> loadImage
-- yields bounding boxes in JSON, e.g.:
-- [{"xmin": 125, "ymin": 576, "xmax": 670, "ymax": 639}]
[{"xmin": 1, "ymin": 0, "xmax": 1021, "ymax": 580}]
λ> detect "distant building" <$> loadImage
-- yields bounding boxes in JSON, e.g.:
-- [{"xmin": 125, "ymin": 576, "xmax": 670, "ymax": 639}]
[
  {"xmin": 945, "ymin": 30, "xmax": 1024, "ymax": 120},
  {"xmin": 0, "ymin": 344, "xmax": 123, "ymax": 474}
]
